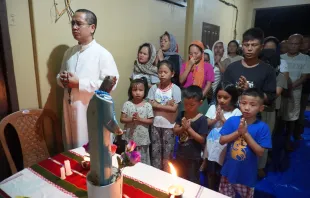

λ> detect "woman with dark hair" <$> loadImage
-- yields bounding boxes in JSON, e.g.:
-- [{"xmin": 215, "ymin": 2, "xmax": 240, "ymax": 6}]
[
  {"xmin": 131, "ymin": 43, "xmax": 159, "ymax": 87},
  {"xmin": 220, "ymin": 40, "xmax": 244, "ymax": 72},
  {"xmin": 155, "ymin": 31, "xmax": 183, "ymax": 86},
  {"xmin": 264, "ymin": 36, "xmax": 289, "ymax": 80},
  {"xmin": 180, "ymin": 41, "xmax": 215, "ymax": 114}
]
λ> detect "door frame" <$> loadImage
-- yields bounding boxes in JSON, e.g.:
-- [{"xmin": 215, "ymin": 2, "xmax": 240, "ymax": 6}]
[{"xmin": 0, "ymin": 0, "xmax": 19, "ymax": 112}]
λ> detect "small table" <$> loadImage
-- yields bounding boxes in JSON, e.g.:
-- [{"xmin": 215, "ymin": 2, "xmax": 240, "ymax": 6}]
[{"xmin": 0, "ymin": 147, "xmax": 228, "ymax": 198}]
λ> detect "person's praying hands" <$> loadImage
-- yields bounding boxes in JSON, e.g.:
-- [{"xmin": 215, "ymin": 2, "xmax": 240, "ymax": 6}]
[
  {"xmin": 214, "ymin": 55, "xmax": 221, "ymax": 65},
  {"xmin": 157, "ymin": 49, "xmax": 164, "ymax": 62},
  {"xmin": 238, "ymin": 75, "xmax": 249, "ymax": 90},
  {"xmin": 60, "ymin": 72, "xmax": 79, "ymax": 88},
  {"xmin": 238, "ymin": 117, "xmax": 248, "ymax": 136}
]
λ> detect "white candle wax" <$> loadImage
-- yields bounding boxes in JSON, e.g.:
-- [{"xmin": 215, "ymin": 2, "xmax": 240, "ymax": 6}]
[
  {"xmin": 60, "ymin": 167, "xmax": 66, "ymax": 180},
  {"xmin": 64, "ymin": 160, "xmax": 72, "ymax": 176},
  {"xmin": 83, "ymin": 156, "xmax": 90, "ymax": 162},
  {"xmin": 168, "ymin": 185, "xmax": 184, "ymax": 196}
]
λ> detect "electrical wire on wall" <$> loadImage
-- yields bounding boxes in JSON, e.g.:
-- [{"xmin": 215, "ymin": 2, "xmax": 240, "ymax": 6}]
[
  {"xmin": 219, "ymin": 0, "xmax": 238, "ymax": 39},
  {"xmin": 53, "ymin": 0, "xmax": 74, "ymax": 23}
]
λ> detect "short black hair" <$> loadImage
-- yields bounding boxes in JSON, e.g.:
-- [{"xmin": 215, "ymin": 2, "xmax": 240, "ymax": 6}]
[
  {"xmin": 243, "ymin": 28, "xmax": 264, "ymax": 44},
  {"xmin": 128, "ymin": 77, "xmax": 148, "ymax": 101},
  {"xmin": 75, "ymin": 9, "xmax": 97, "ymax": 34},
  {"xmin": 288, "ymin": 34, "xmax": 303, "ymax": 43},
  {"xmin": 215, "ymin": 81, "xmax": 239, "ymax": 106},
  {"xmin": 241, "ymin": 88, "xmax": 264, "ymax": 102},
  {"xmin": 264, "ymin": 36, "xmax": 279, "ymax": 46},
  {"xmin": 182, "ymin": 85, "xmax": 203, "ymax": 101},
  {"xmin": 157, "ymin": 60, "xmax": 174, "ymax": 72},
  {"xmin": 137, "ymin": 43, "xmax": 152, "ymax": 61}
]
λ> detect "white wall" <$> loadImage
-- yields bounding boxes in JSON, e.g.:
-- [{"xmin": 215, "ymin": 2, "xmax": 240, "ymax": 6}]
[
  {"xmin": 6, "ymin": 0, "xmax": 38, "ymax": 109},
  {"xmin": 192, "ymin": 0, "xmax": 251, "ymax": 45}
]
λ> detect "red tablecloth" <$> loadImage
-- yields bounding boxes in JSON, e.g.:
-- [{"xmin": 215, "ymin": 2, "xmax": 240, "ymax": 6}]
[{"xmin": 4, "ymin": 151, "xmax": 169, "ymax": 198}]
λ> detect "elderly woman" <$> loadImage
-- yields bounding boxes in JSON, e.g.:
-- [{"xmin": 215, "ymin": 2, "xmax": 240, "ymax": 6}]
[
  {"xmin": 180, "ymin": 41, "xmax": 214, "ymax": 114},
  {"xmin": 156, "ymin": 31, "xmax": 182, "ymax": 87},
  {"xmin": 131, "ymin": 43, "xmax": 159, "ymax": 87}
]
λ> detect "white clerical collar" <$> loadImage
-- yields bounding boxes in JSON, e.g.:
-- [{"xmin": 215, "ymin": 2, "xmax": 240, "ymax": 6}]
[{"xmin": 79, "ymin": 39, "xmax": 96, "ymax": 52}]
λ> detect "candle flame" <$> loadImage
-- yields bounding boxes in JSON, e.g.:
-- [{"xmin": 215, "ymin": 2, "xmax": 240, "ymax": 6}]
[{"xmin": 168, "ymin": 162, "xmax": 177, "ymax": 177}]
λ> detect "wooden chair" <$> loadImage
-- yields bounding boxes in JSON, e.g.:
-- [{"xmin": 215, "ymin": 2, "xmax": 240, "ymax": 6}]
[{"xmin": 0, "ymin": 109, "xmax": 61, "ymax": 174}]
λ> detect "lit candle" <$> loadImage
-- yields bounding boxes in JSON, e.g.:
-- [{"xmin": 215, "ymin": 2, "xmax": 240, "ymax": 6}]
[
  {"xmin": 64, "ymin": 160, "xmax": 72, "ymax": 176},
  {"xmin": 60, "ymin": 167, "xmax": 66, "ymax": 180},
  {"xmin": 168, "ymin": 185, "xmax": 184, "ymax": 198},
  {"xmin": 168, "ymin": 162, "xmax": 184, "ymax": 198}
]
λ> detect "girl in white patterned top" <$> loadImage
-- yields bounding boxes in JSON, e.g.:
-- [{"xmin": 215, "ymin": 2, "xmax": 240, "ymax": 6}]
[{"xmin": 120, "ymin": 78, "xmax": 154, "ymax": 165}]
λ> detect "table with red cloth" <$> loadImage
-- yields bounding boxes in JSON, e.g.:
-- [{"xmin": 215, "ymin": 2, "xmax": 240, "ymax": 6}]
[{"xmin": 0, "ymin": 147, "xmax": 228, "ymax": 198}]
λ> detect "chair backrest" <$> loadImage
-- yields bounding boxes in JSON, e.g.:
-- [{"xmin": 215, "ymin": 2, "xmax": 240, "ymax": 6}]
[{"xmin": 0, "ymin": 109, "xmax": 55, "ymax": 174}]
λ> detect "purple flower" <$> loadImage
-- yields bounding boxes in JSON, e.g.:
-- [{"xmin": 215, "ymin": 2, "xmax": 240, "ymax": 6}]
[
  {"xmin": 126, "ymin": 140, "xmax": 136, "ymax": 152},
  {"xmin": 83, "ymin": 142, "xmax": 89, "ymax": 152},
  {"xmin": 128, "ymin": 151, "xmax": 141, "ymax": 165}
]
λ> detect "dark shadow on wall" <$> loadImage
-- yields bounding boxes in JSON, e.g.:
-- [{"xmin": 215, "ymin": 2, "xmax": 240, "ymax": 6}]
[{"xmin": 43, "ymin": 45, "xmax": 69, "ymax": 155}]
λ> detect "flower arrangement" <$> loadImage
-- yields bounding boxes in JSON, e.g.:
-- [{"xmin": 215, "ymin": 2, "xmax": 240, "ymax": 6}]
[
  {"xmin": 117, "ymin": 140, "xmax": 141, "ymax": 170},
  {"xmin": 82, "ymin": 140, "xmax": 141, "ymax": 175}
]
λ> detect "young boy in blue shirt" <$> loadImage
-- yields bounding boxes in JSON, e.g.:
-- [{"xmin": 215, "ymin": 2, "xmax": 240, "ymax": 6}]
[{"xmin": 219, "ymin": 88, "xmax": 272, "ymax": 197}]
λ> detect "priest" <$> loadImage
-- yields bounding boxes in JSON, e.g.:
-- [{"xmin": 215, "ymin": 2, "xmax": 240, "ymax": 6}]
[{"xmin": 56, "ymin": 9, "xmax": 119, "ymax": 150}]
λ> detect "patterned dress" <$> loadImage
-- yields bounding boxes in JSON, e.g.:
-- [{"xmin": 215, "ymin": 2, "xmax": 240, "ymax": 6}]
[
  {"xmin": 147, "ymin": 83, "xmax": 182, "ymax": 171},
  {"xmin": 122, "ymin": 101, "xmax": 153, "ymax": 165}
]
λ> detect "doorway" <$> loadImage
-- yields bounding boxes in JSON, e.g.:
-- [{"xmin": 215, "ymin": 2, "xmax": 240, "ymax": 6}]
[
  {"xmin": 0, "ymin": 0, "xmax": 19, "ymax": 181},
  {"xmin": 254, "ymin": 4, "xmax": 310, "ymax": 41}
]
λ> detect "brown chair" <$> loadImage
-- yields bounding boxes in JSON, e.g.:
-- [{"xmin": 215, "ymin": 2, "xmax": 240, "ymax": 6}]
[{"xmin": 0, "ymin": 109, "xmax": 62, "ymax": 174}]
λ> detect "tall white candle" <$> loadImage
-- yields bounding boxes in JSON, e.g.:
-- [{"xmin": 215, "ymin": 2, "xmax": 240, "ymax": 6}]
[
  {"xmin": 64, "ymin": 160, "xmax": 72, "ymax": 176},
  {"xmin": 60, "ymin": 167, "xmax": 66, "ymax": 180}
]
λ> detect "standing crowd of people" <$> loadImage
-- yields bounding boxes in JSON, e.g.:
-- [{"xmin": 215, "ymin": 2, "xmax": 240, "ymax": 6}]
[{"xmin": 57, "ymin": 9, "xmax": 310, "ymax": 198}]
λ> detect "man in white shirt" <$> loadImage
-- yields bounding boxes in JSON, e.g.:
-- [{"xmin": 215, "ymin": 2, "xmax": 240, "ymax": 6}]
[
  {"xmin": 56, "ymin": 9, "xmax": 119, "ymax": 150},
  {"xmin": 281, "ymin": 34, "xmax": 310, "ymax": 151}
]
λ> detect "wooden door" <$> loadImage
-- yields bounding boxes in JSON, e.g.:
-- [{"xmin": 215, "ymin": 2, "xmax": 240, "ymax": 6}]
[
  {"xmin": 201, "ymin": 22, "xmax": 220, "ymax": 50},
  {"xmin": 0, "ymin": 0, "xmax": 19, "ymax": 181}
]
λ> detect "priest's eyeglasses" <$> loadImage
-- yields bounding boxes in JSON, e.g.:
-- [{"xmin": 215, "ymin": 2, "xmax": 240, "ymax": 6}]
[{"xmin": 71, "ymin": 21, "xmax": 90, "ymax": 28}]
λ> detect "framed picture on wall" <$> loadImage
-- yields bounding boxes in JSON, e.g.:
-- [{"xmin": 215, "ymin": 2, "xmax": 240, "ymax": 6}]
[{"xmin": 159, "ymin": 0, "xmax": 187, "ymax": 7}]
